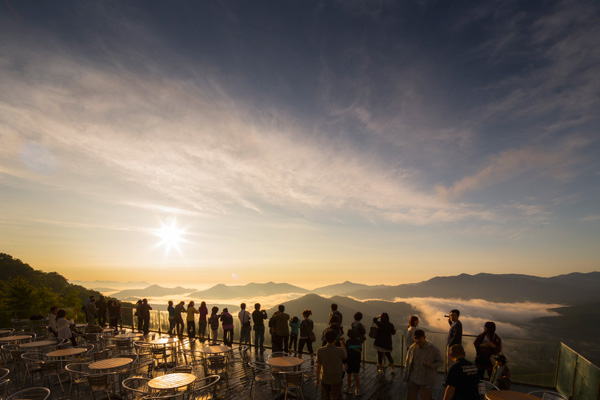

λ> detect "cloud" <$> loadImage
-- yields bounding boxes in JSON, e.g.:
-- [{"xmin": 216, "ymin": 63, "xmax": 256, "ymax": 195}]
[
  {"xmin": 582, "ymin": 215, "xmax": 600, "ymax": 222},
  {"xmin": 393, "ymin": 297, "xmax": 562, "ymax": 338},
  {"xmin": 435, "ymin": 146, "xmax": 582, "ymax": 201},
  {"xmin": 0, "ymin": 35, "xmax": 503, "ymax": 228}
]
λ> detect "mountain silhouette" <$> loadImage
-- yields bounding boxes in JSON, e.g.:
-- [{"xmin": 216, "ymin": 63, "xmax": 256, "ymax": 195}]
[
  {"xmin": 345, "ymin": 272, "xmax": 600, "ymax": 304},
  {"xmin": 188, "ymin": 282, "xmax": 309, "ymax": 299},
  {"xmin": 111, "ymin": 285, "xmax": 196, "ymax": 299}
]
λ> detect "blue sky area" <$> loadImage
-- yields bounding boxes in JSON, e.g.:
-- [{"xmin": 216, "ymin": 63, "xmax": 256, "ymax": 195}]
[{"xmin": 1, "ymin": 1, "xmax": 599, "ymax": 287}]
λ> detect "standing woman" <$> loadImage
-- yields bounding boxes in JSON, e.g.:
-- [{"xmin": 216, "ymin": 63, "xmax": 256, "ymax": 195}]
[
  {"xmin": 220, "ymin": 308, "xmax": 234, "ymax": 347},
  {"xmin": 373, "ymin": 313, "xmax": 397, "ymax": 374},
  {"xmin": 298, "ymin": 309, "xmax": 315, "ymax": 359},
  {"xmin": 186, "ymin": 301, "xmax": 199, "ymax": 341},
  {"xmin": 198, "ymin": 301, "xmax": 209, "ymax": 342},
  {"xmin": 406, "ymin": 315, "xmax": 419, "ymax": 350},
  {"xmin": 209, "ymin": 306, "xmax": 220, "ymax": 345},
  {"xmin": 474, "ymin": 321, "xmax": 502, "ymax": 379}
]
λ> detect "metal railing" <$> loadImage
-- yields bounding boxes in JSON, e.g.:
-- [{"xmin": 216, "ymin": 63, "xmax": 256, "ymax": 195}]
[{"xmin": 5, "ymin": 308, "xmax": 596, "ymax": 399}]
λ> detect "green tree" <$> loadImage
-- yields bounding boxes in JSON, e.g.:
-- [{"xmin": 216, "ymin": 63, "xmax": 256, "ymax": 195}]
[{"xmin": 0, "ymin": 276, "xmax": 35, "ymax": 313}]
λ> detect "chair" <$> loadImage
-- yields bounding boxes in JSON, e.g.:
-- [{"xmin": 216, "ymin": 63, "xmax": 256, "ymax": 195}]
[
  {"xmin": 92, "ymin": 349, "xmax": 110, "ymax": 361},
  {"xmin": 0, "ymin": 367, "xmax": 10, "ymax": 380},
  {"xmin": 39, "ymin": 360, "xmax": 64, "ymax": 392},
  {"xmin": 116, "ymin": 339, "xmax": 134, "ymax": 354},
  {"xmin": 478, "ymin": 380, "xmax": 499, "ymax": 399},
  {"xmin": 64, "ymin": 363, "xmax": 92, "ymax": 398},
  {"xmin": 280, "ymin": 371, "xmax": 305, "ymax": 400},
  {"xmin": 130, "ymin": 359, "xmax": 154, "ymax": 378},
  {"xmin": 230, "ymin": 346, "xmax": 250, "ymax": 376},
  {"xmin": 205, "ymin": 355, "xmax": 229, "ymax": 390},
  {"xmin": 121, "ymin": 376, "xmax": 150, "ymax": 400},
  {"xmin": 185, "ymin": 374, "xmax": 220, "ymax": 400},
  {"xmin": 86, "ymin": 372, "xmax": 116, "ymax": 400},
  {"xmin": 76, "ymin": 343, "xmax": 95, "ymax": 360},
  {"xmin": 134, "ymin": 342, "xmax": 153, "ymax": 362},
  {"xmin": 0, "ymin": 378, "xmax": 11, "ymax": 399},
  {"xmin": 6, "ymin": 387, "xmax": 51, "ymax": 400},
  {"xmin": 527, "ymin": 391, "xmax": 568, "ymax": 400},
  {"xmin": 248, "ymin": 361, "xmax": 276, "ymax": 400},
  {"xmin": 151, "ymin": 347, "xmax": 171, "ymax": 373},
  {"xmin": 20, "ymin": 352, "xmax": 44, "ymax": 386}
]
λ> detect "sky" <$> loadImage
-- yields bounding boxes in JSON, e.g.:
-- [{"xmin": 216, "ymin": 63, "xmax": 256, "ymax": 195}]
[{"xmin": 1, "ymin": 0, "xmax": 599, "ymax": 289}]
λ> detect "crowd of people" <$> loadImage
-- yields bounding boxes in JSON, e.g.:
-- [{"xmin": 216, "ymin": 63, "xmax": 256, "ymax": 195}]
[
  {"xmin": 49, "ymin": 296, "xmax": 511, "ymax": 400},
  {"xmin": 130, "ymin": 300, "xmax": 511, "ymax": 400}
]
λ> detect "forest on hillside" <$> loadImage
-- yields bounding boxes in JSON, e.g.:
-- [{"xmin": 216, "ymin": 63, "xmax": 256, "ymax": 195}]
[{"xmin": 0, "ymin": 252, "xmax": 103, "ymax": 324}]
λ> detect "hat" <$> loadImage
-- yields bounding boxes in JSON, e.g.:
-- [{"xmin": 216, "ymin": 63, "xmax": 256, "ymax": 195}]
[{"xmin": 495, "ymin": 355, "xmax": 508, "ymax": 363}]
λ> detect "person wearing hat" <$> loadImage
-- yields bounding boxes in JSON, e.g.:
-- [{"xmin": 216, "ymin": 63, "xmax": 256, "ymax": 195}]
[{"xmin": 490, "ymin": 355, "xmax": 511, "ymax": 390}]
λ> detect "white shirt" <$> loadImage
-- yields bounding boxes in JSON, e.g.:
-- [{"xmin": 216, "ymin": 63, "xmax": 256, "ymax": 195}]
[
  {"xmin": 238, "ymin": 309, "xmax": 250, "ymax": 324},
  {"xmin": 56, "ymin": 318, "xmax": 73, "ymax": 340}
]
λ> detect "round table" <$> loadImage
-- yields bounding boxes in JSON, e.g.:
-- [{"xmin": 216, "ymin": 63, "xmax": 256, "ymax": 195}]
[
  {"xmin": 486, "ymin": 391, "xmax": 539, "ymax": 400},
  {"xmin": 115, "ymin": 333, "xmax": 144, "ymax": 339},
  {"xmin": 19, "ymin": 340, "xmax": 58, "ymax": 348},
  {"xmin": 89, "ymin": 357, "xmax": 133, "ymax": 371},
  {"xmin": 0, "ymin": 335, "xmax": 33, "ymax": 342},
  {"xmin": 46, "ymin": 347, "xmax": 87, "ymax": 358},
  {"xmin": 0, "ymin": 330, "xmax": 13, "ymax": 335},
  {"xmin": 148, "ymin": 373, "xmax": 196, "ymax": 391},
  {"xmin": 267, "ymin": 356, "xmax": 303, "ymax": 368},
  {"xmin": 198, "ymin": 345, "xmax": 232, "ymax": 354}
]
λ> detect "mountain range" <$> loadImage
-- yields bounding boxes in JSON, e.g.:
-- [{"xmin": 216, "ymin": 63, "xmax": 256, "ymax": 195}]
[{"xmin": 105, "ymin": 272, "xmax": 600, "ymax": 306}]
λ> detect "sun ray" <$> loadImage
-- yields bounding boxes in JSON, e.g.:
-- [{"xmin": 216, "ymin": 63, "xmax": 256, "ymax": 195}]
[{"xmin": 154, "ymin": 220, "xmax": 186, "ymax": 256}]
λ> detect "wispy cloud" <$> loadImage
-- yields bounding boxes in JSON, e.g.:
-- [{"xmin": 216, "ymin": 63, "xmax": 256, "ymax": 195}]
[
  {"xmin": 0, "ymin": 38, "xmax": 503, "ymax": 228},
  {"xmin": 435, "ymin": 146, "xmax": 582, "ymax": 201}
]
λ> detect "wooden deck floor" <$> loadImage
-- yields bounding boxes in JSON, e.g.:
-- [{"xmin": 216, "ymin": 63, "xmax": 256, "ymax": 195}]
[{"xmin": 3, "ymin": 340, "xmax": 539, "ymax": 400}]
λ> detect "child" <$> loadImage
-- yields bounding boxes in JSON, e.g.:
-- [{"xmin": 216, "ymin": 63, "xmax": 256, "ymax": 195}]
[
  {"xmin": 344, "ymin": 328, "xmax": 362, "ymax": 396},
  {"xmin": 490, "ymin": 354, "xmax": 511, "ymax": 390},
  {"xmin": 289, "ymin": 316, "xmax": 300, "ymax": 354}
]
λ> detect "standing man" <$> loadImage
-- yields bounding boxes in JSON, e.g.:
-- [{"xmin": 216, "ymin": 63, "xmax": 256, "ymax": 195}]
[
  {"xmin": 271, "ymin": 305, "xmax": 290, "ymax": 353},
  {"xmin": 315, "ymin": 329, "xmax": 347, "ymax": 400},
  {"xmin": 96, "ymin": 296, "xmax": 107, "ymax": 327},
  {"xmin": 446, "ymin": 309, "xmax": 463, "ymax": 370},
  {"xmin": 167, "ymin": 300, "xmax": 175, "ymax": 336},
  {"xmin": 405, "ymin": 329, "xmax": 443, "ymax": 400},
  {"xmin": 85, "ymin": 297, "xmax": 98, "ymax": 325},
  {"xmin": 252, "ymin": 303, "xmax": 267, "ymax": 352},
  {"xmin": 330, "ymin": 304, "xmax": 343, "ymax": 333},
  {"xmin": 174, "ymin": 301, "xmax": 186, "ymax": 338},
  {"xmin": 138, "ymin": 298, "xmax": 152, "ymax": 336},
  {"xmin": 238, "ymin": 303, "xmax": 251, "ymax": 347},
  {"xmin": 443, "ymin": 344, "xmax": 479, "ymax": 400}
]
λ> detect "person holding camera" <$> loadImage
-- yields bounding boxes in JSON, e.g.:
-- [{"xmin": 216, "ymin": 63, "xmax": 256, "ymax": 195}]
[{"xmin": 372, "ymin": 313, "xmax": 397, "ymax": 374}]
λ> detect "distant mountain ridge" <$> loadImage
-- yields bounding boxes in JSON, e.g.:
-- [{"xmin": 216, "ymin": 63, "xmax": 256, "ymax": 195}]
[
  {"xmin": 111, "ymin": 285, "xmax": 196, "ymax": 299},
  {"xmin": 345, "ymin": 272, "xmax": 600, "ymax": 304},
  {"xmin": 104, "ymin": 272, "xmax": 600, "ymax": 306},
  {"xmin": 188, "ymin": 282, "xmax": 309, "ymax": 299}
]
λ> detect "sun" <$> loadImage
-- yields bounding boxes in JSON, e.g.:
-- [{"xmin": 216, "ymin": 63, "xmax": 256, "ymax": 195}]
[{"xmin": 154, "ymin": 220, "xmax": 186, "ymax": 256}]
